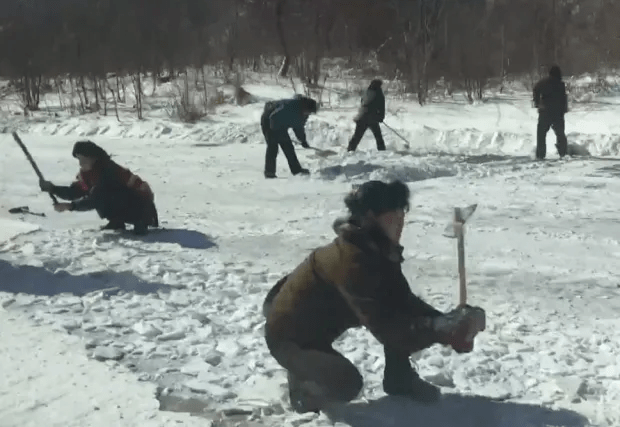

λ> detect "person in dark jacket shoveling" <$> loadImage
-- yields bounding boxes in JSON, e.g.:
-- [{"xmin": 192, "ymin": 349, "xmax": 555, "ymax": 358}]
[
  {"xmin": 261, "ymin": 94, "xmax": 318, "ymax": 179},
  {"xmin": 347, "ymin": 79, "xmax": 386, "ymax": 152},
  {"xmin": 39, "ymin": 140, "xmax": 158, "ymax": 235},
  {"xmin": 262, "ymin": 179, "xmax": 485, "ymax": 413}
]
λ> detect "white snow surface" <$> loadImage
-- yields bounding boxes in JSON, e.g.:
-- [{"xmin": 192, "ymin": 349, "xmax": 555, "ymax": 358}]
[
  {"xmin": 0, "ymin": 307, "xmax": 215, "ymax": 427},
  {"xmin": 1, "ymin": 74, "xmax": 620, "ymax": 426},
  {"xmin": 0, "ymin": 218, "xmax": 39, "ymax": 243}
]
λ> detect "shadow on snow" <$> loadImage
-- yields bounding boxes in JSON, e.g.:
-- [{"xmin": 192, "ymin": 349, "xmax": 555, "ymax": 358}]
[
  {"xmin": 324, "ymin": 394, "xmax": 590, "ymax": 427},
  {"xmin": 0, "ymin": 258, "xmax": 174, "ymax": 297}
]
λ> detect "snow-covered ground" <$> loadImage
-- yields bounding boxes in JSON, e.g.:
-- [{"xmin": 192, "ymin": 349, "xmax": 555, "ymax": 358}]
[{"xmin": 1, "ymin": 72, "xmax": 619, "ymax": 426}]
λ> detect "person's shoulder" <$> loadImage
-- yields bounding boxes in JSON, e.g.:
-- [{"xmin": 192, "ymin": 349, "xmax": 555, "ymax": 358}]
[
  {"xmin": 103, "ymin": 158, "xmax": 122, "ymax": 170},
  {"xmin": 274, "ymin": 98, "xmax": 296, "ymax": 110},
  {"xmin": 535, "ymin": 76, "xmax": 549, "ymax": 87}
]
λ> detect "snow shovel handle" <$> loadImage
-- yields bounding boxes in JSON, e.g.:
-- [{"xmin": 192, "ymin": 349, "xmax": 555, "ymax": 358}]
[
  {"xmin": 381, "ymin": 122, "xmax": 411, "ymax": 148},
  {"xmin": 12, "ymin": 131, "xmax": 58, "ymax": 205}
]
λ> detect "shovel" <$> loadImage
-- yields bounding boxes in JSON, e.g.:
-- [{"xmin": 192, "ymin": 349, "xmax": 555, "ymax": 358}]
[{"xmin": 8, "ymin": 206, "xmax": 46, "ymax": 217}]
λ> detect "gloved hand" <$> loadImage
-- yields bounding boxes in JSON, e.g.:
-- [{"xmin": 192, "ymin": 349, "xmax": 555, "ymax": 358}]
[
  {"xmin": 433, "ymin": 304, "xmax": 486, "ymax": 354},
  {"xmin": 39, "ymin": 180, "xmax": 54, "ymax": 192},
  {"xmin": 301, "ymin": 142, "xmax": 310, "ymax": 149}
]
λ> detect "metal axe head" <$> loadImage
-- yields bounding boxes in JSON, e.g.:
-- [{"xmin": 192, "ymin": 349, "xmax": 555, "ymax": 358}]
[{"xmin": 442, "ymin": 204, "xmax": 477, "ymax": 238}]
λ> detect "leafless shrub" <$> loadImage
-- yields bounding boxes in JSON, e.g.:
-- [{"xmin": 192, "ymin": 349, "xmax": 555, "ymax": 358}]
[{"xmin": 167, "ymin": 73, "xmax": 207, "ymax": 123}]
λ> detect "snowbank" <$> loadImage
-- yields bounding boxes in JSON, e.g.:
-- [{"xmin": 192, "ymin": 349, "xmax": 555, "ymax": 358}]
[{"xmin": 1, "ymin": 73, "xmax": 620, "ymax": 157}]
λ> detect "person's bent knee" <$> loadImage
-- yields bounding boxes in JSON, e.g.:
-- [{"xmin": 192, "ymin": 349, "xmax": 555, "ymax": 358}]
[
  {"xmin": 342, "ymin": 370, "xmax": 364, "ymax": 402},
  {"xmin": 330, "ymin": 365, "xmax": 364, "ymax": 403}
]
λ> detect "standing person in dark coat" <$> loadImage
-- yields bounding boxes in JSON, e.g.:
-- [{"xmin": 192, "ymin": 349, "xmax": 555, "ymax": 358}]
[
  {"xmin": 261, "ymin": 94, "xmax": 318, "ymax": 179},
  {"xmin": 39, "ymin": 141, "xmax": 159, "ymax": 235},
  {"xmin": 262, "ymin": 180, "xmax": 486, "ymax": 413},
  {"xmin": 347, "ymin": 79, "xmax": 386, "ymax": 152},
  {"xmin": 533, "ymin": 65, "xmax": 569, "ymax": 160}
]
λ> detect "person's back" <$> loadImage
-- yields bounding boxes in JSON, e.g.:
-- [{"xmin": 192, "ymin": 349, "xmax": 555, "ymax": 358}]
[
  {"xmin": 533, "ymin": 72, "xmax": 568, "ymax": 116},
  {"xmin": 533, "ymin": 65, "xmax": 569, "ymax": 159},
  {"xmin": 266, "ymin": 95, "xmax": 314, "ymax": 131}
]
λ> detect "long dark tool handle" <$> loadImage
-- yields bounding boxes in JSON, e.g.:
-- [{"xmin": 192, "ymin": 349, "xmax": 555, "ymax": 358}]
[
  {"xmin": 11, "ymin": 131, "xmax": 58, "ymax": 205},
  {"xmin": 382, "ymin": 122, "xmax": 411, "ymax": 149}
]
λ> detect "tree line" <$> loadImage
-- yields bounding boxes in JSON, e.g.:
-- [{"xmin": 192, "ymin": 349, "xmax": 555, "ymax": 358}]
[{"xmin": 0, "ymin": 0, "xmax": 618, "ymax": 111}]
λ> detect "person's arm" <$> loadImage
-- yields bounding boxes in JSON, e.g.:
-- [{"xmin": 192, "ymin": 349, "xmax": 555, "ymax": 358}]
[
  {"xmin": 376, "ymin": 91, "xmax": 385, "ymax": 123},
  {"xmin": 533, "ymin": 81, "xmax": 541, "ymax": 108},
  {"xmin": 406, "ymin": 290, "xmax": 443, "ymax": 318},
  {"xmin": 333, "ymin": 257, "xmax": 440, "ymax": 354},
  {"xmin": 292, "ymin": 126, "xmax": 309, "ymax": 148},
  {"xmin": 361, "ymin": 90, "xmax": 375, "ymax": 108},
  {"xmin": 561, "ymin": 82, "xmax": 568, "ymax": 113},
  {"xmin": 69, "ymin": 195, "xmax": 96, "ymax": 211},
  {"xmin": 67, "ymin": 166, "xmax": 117, "ymax": 212},
  {"xmin": 40, "ymin": 177, "xmax": 87, "ymax": 201}
]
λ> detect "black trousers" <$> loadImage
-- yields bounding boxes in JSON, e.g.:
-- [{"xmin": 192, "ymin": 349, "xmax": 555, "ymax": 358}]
[
  {"xmin": 261, "ymin": 113, "xmax": 303, "ymax": 175},
  {"xmin": 347, "ymin": 120, "xmax": 386, "ymax": 152},
  {"xmin": 263, "ymin": 284, "xmax": 417, "ymax": 405},
  {"xmin": 91, "ymin": 185, "xmax": 157, "ymax": 226},
  {"xmin": 537, "ymin": 112, "xmax": 568, "ymax": 159}
]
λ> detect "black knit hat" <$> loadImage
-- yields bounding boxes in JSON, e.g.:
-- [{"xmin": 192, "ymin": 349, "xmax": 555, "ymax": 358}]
[
  {"xmin": 294, "ymin": 94, "xmax": 318, "ymax": 114},
  {"xmin": 72, "ymin": 140, "xmax": 110, "ymax": 161},
  {"xmin": 344, "ymin": 180, "xmax": 410, "ymax": 218},
  {"xmin": 549, "ymin": 65, "xmax": 562, "ymax": 79},
  {"xmin": 369, "ymin": 79, "xmax": 383, "ymax": 89}
]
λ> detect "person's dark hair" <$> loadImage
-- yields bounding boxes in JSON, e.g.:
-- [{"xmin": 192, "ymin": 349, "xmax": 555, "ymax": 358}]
[
  {"xmin": 72, "ymin": 140, "xmax": 110, "ymax": 162},
  {"xmin": 369, "ymin": 79, "xmax": 383, "ymax": 89},
  {"xmin": 344, "ymin": 180, "xmax": 410, "ymax": 220},
  {"xmin": 549, "ymin": 65, "xmax": 562, "ymax": 80},
  {"xmin": 294, "ymin": 94, "xmax": 318, "ymax": 114}
]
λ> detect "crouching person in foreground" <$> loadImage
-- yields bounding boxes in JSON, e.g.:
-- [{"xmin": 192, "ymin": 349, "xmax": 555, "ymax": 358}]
[
  {"xmin": 262, "ymin": 180, "xmax": 485, "ymax": 413},
  {"xmin": 40, "ymin": 140, "xmax": 158, "ymax": 235}
]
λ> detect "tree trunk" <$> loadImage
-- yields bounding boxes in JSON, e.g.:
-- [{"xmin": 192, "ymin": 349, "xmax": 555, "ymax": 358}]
[{"xmin": 276, "ymin": 0, "xmax": 291, "ymax": 77}]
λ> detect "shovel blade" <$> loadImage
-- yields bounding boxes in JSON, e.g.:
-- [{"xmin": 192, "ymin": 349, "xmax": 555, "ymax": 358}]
[{"xmin": 9, "ymin": 206, "xmax": 29, "ymax": 214}]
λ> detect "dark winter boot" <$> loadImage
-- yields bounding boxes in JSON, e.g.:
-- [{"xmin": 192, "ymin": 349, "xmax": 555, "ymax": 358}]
[
  {"xmin": 100, "ymin": 220, "xmax": 126, "ymax": 231},
  {"xmin": 133, "ymin": 220, "xmax": 148, "ymax": 236},
  {"xmin": 383, "ymin": 370, "xmax": 441, "ymax": 403},
  {"xmin": 293, "ymin": 168, "xmax": 310, "ymax": 176},
  {"xmin": 264, "ymin": 172, "xmax": 277, "ymax": 179},
  {"xmin": 287, "ymin": 372, "xmax": 324, "ymax": 414},
  {"xmin": 556, "ymin": 143, "xmax": 568, "ymax": 158},
  {"xmin": 382, "ymin": 350, "xmax": 441, "ymax": 403}
]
